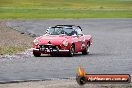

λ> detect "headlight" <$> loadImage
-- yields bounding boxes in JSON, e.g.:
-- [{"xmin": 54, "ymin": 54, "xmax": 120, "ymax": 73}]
[
  {"xmin": 33, "ymin": 39, "xmax": 39, "ymax": 45},
  {"xmin": 63, "ymin": 40, "xmax": 68, "ymax": 46}
]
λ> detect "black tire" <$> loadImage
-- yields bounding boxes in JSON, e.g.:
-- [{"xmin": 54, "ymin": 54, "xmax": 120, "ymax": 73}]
[
  {"xmin": 82, "ymin": 42, "xmax": 90, "ymax": 55},
  {"xmin": 33, "ymin": 51, "xmax": 41, "ymax": 57},
  {"xmin": 76, "ymin": 76, "xmax": 87, "ymax": 85},
  {"xmin": 68, "ymin": 44, "xmax": 74, "ymax": 57}
]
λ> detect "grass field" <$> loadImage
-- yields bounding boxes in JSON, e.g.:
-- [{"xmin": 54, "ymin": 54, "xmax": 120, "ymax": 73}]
[{"xmin": 0, "ymin": 0, "xmax": 132, "ymax": 18}]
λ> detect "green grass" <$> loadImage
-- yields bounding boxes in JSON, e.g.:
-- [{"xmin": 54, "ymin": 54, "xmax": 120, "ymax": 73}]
[
  {"xmin": 0, "ymin": 8, "xmax": 132, "ymax": 18},
  {"xmin": 0, "ymin": 0, "xmax": 132, "ymax": 18},
  {"xmin": 0, "ymin": 45, "xmax": 28, "ymax": 55}
]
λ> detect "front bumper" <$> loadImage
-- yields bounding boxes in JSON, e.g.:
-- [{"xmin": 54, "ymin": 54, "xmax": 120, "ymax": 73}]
[
  {"xmin": 33, "ymin": 44, "xmax": 70, "ymax": 54},
  {"xmin": 33, "ymin": 48, "xmax": 69, "ymax": 54}
]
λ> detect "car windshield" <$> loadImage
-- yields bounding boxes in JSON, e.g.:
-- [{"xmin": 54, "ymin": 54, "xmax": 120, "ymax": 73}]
[{"xmin": 46, "ymin": 27, "xmax": 77, "ymax": 36}]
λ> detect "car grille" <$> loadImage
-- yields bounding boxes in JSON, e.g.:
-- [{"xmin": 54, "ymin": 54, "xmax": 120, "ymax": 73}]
[{"xmin": 39, "ymin": 44, "xmax": 60, "ymax": 50}]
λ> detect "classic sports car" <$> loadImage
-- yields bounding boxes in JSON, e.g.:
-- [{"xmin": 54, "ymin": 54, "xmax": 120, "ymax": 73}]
[{"xmin": 33, "ymin": 25, "xmax": 92, "ymax": 57}]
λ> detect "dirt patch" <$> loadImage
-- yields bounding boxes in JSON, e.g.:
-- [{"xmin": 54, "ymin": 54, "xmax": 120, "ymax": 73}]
[{"xmin": 0, "ymin": 20, "xmax": 33, "ymax": 55}]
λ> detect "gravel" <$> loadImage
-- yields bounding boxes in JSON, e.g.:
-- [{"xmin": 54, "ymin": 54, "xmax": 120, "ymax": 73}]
[{"xmin": 0, "ymin": 20, "xmax": 33, "ymax": 55}]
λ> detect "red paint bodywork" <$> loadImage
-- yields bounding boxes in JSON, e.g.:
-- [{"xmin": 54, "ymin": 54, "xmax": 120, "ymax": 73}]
[{"xmin": 33, "ymin": 34, "xmax": 92, "ymax": 54}]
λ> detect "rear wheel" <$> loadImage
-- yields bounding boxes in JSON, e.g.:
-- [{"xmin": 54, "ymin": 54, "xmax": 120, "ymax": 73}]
[
  {"xmin": 33, "ymin": 50, "xmax": 41, "ymax": 57},
  {"xmin": 82, "ymin": 42, "xmax": 90, "ymax": 55},
  {"xmin": 68, "ymin": 45, "xmax": 74, "ymax": 57}
]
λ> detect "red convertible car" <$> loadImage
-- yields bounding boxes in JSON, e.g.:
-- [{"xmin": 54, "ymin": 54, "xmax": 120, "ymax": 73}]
[{"xmin": 33, "ymin": 25, "xmax": 92, "ymax": 57}]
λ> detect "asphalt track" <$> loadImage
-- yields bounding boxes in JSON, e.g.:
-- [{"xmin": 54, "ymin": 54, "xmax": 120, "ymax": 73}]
[{"xmin": 0, "ymin": 18, "xmax": 132, "ymax": 83}]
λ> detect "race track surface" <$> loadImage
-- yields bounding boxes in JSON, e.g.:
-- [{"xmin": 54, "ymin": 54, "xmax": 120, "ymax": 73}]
[{"xmin": 0, "ymin": 18, "xmax": 132, "ymax": 83}]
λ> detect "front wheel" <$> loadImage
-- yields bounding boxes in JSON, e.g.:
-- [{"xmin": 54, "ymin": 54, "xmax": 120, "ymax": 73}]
[
  {"xmin": 33, "ymin": 50, "xmax": 41, "ymax": 57},
  {"xmin": 82, "ymin": 43, "xmax": 90, "ymax": 55},
  {"xmin": 68, "ymin": 45, "xmax": 74, "ymax": 57}
]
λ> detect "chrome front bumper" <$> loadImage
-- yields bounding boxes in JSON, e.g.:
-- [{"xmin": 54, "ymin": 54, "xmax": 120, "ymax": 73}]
[{"xmin": 33, "ymin": 48, "xmax": 69, "ymax": 52}]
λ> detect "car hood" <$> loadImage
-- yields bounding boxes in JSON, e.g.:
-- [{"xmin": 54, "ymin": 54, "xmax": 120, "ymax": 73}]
[{"xmin": 38, "ymin": 35, "xmax": 69, "ymax": 45}]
